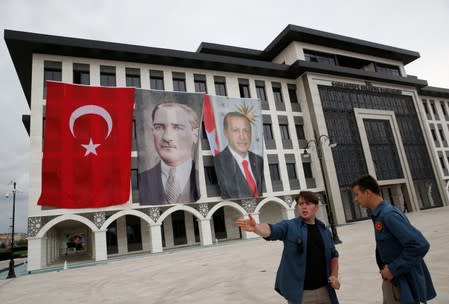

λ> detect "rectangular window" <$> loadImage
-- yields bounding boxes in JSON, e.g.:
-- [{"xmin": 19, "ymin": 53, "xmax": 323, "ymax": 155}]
[
  {"xmin": 172, "ymin": 72, "xmax": 186, "ymax": 92},
  {"xmin": 431, "ymin": 128, "xmax": 438, "ymax": 141},
  {"xmin": 100, "ymin": 65, "xmax": 116, "ymax": 87},
  {"xmin": 279, "ymin": 124, "xmax": 290, "ymax": 140},
  {"xmin": 263, "ymin": 124, "xmax": 274, "ymax": 140},
  {"xmin": 441, "ymin": 102, "xmax": 447, "ymax": 116},
  {"xmin": 150, "ymin": 70, "xmax": 165, "ymax": 90},
  {"xmin": 204, "ymin": 166, "xmax": 218, "ymax": 185},
  {"xmin": 295, "ymin": 124, "xmax": 305, "ymax": 140},
  {"xmin": 238, "ymin": 79, "xmax": 251, "ymax": 98},
  {"xmin": 439, "ymin": 157, "xmax": 446, "ymax": 170},
  {"xmin": 73, "ymin": 63, "xmax": 90, "ymax": 85},
  {"xmin": 194, "ymin": 74, "xmax": 207, "ymax": 93},
  {"xmin": 256, "ymin": 83, "xmax": 267, "ymax": 101},
  {"xmin": 286, "ymin": 163, "xmax": 297, "ymax": 179},
  {"xmin": 43, "ymin": 60, "xmax": 62, "ymax": 98},
  {"xmin": 288, "ymin": 84, "xmax": 298, "ymax": 103},
  {"xmin": 272, "ymin": 83, "xmax": 284, "ymax": 103},
  {"xmin": 439, "ymin": 128, "xmax": 445, "ymax": 142},
  {"xmin": 269, "ymin": 164, "xmax": 281, "ymax": 181},
  {"xmin": 304, "ymin": 50, "xmax": 337, "ymax": 65},
  {"xmin": 303, "ymin": 162, "xmax": 313, "ymax": 178},
  {"xmin": 214, "ymin": 76, "xmax": 227, "ymax": 96},
  {"xmin": 374, "ymin": 63, "xmax": 401, "ymax": 76},
  {"xmin": 422, "ymin": 100, "xmax": 429, "ymax": 114},
  {"xmin": 430, "ymin": 100, "xmax": 437, "ymax": 116},
  {"xmin": 126, "ymin": 68, "xmax": 141, "ymax": 88}
]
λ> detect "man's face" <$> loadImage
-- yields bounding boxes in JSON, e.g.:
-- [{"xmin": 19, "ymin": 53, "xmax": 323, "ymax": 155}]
[
  {"xmin": 152, "ymin": 106, "xmax": 198, "ymax": 167},
  {"xmin": 296, "ymin": 197, "xmax": 319, "ymax": 222},
  {"xmin": 352, "ymin": 185, "xmax": 370, "ymax": 208},
  {"xmin": 224, "ymin": 116, "xmax": 252, "ymax": 158}
]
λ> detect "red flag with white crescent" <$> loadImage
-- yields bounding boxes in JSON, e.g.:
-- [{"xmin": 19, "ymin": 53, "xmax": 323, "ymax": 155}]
[
  {"xmin": 37, "ymin": 82, "xmax": 134, "ymax": 208},
  {"xmin": 203, "ymin": 95, "xmax": 220, "ymax": 155}
]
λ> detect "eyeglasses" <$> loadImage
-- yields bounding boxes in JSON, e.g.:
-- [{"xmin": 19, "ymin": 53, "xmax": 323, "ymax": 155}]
[{"xmin": 297, "ymin": 237, "xmax": 304, "ymax": 255}]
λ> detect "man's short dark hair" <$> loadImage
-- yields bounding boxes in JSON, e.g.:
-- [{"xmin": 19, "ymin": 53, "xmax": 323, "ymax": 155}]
[
  {"xmin": 223, "ymin": 112, "xmax": 251, "ymax": 130},
  {"xmin": 296, "ymin": 191, "xmax": 319, "ymax": 205},
  {"xmin": 351, "ymin": 175, "xmax": 381, "ymax": 195}
]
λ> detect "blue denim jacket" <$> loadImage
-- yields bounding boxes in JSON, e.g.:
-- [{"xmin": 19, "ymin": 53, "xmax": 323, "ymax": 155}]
[
  {"xmin": 265, "ymin": 217, "xmax": 339, "ymax": 304},
  {"xmin": 372, "ymin": 201, "xmax": 436, "ymax": 303}
]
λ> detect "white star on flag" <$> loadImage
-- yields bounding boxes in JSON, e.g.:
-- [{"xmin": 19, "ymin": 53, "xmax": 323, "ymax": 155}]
[{"xmin": 81, "ymin": 138, "xmax": 101, "ymax": 156}]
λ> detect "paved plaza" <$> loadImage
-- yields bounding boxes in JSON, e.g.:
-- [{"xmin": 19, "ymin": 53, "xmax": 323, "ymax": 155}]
[{"xmin": 1, "ymin": 206, "xmax": 448, "ymax": 304}]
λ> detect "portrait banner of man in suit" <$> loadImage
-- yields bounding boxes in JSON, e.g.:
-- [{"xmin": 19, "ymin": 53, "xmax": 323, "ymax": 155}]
[
  {"xmin": 204, "ymin": 95, "xmax": 264, "ymax": 199},
  {"xmin": 135, "ymin": 90, "xmax": 203, "ymax": 206}
]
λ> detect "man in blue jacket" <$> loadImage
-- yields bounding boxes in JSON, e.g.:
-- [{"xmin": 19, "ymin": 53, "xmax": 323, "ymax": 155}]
[
  {"xmin": 352, "ymin": 175, "xmax": 436, "ymax": 304},
  {"xmin": 236, "ymin": 191, "xmax": 340, "ymax": 304}
]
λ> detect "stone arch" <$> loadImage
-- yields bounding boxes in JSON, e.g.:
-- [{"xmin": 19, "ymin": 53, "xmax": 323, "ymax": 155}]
[
  {"xmin": 206, "ymin": 200, "xmax": 246, "ymax": 220},
  {"xmin": 101, "ymin": 209, "xmax": 155, "ymax": 230},
  {"xmin": 36, "ymin": 214, "xmax": 99, "ymax": 238},
  {"xmin": 157, "ymin": 204, "xmax": 204, "ymax": 225},
  {"xmin": 254, "ymin": 196, "xmax": 291, "ymax": 214}
]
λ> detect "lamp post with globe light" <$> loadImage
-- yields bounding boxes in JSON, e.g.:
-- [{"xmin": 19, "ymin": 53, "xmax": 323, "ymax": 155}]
[
  {"xmin": 5, "ymin": 181, "xmax": 17, "ymax": 279},
  {"xmin": 303, "ymin": 135, "xmax": 342, "ymax": 244}
]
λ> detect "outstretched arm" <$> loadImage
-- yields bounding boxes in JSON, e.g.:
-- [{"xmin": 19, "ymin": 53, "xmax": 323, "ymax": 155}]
[{"xmin": 236, "ymin": 214, "xmax": 271, "ymax": 238}]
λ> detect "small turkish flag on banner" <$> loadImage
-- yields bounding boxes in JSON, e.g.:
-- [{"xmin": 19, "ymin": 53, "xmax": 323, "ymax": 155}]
[
  {"xmin": 37, "ymin": 82, "xmax": 135, "ymax": 208},
  {"xmin": 203, "ymin": 95, "xmax": 220, "ymax": 156}
]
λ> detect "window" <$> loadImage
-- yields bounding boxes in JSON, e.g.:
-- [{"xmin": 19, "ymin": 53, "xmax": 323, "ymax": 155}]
[
  {"xmin": 431, "ymin": 128, "xmax": 438, "ymax": 141},
  {"xmin": 287, "ymin": 163, "xmax": 297, "ymax": 179},
  {"xmin": 126, "ymin": 68, "xmax": 141, "ymax": 88},
  {"xmin": 263, "ymin": 124, "xmax": 274, "ymax": 140},
  {"xmin": 422, "ymin": 100, "xmax": 429, "ymax": 114},
  {"xmin": 214, "ymin": 76, "xmax": 227, "ymax": 96},
  {"xmin": 194, "ymin": 74, "xmax": 207, "ymax": 93},
  {"xmin": 201, "ymin": 122, "xmax": 208, "ymax": 140},
  {"xmin": 238, "ymin": 79, "xmax": 251, "ymax": 98},
  {"xmin": 304, "ymin": 50, "xmax": 336, "ymax": 65},
  {"xmin": 441, "ymin": 103, "xmax": 447, "ymax": 116},
  {"xmin": 172, "ymin": 72, "xmax": 186, "ymax": 92},
  {"xmin": 295, "ymin": 124, "xmax": 305, "ymax": 140},
  {"xmin": 303, "ymin": 162, "xmax": 313, "ymax": 178},
  {"xmin": 43, "ymin": 61, "xmax": 62, "ymax": 98},
  {"xmin": 430, "ymin": 101, "xmax": 437, "ymax": 116},
  {"xmin": 256, "ymin": 83, "xmax": 267, "ymax": 101},
  {"xmin": 288, "ymin": 84, "xmax": 298, "ymax": 104},
  {"xmin": 269, "ymin": 164, "xmax": 281, "ymax": 181},
  {"xmin": 280, "ymin": 124, "xmax": 290, "ymax": 140},
  {"xmin": 73, "ymin": 63, "xmax": 90, "ymax": 85},
  {"xmin": 439, "ymin": 127, "xmax": 445, "ymax": 142},
  {"xmin": 439, "ymin": 157, "xmax": 446, "ymax": 170},
  {"xmin": 204, "ymin": 166, "xmax": 218, "ymax": 185},
  {"xmin": 100, "ymin": 65, "xmax": 116, "ymax": 87},
  {"xmin": 272, "ymin": 84, "xmax": 284, "ymax": 103},
  {"xmin": 374, "ymin": 63, "xmax": 401, "ymax": 77},
  {"xmin": 150, "ymin": 70, "xmax": 164, "ymax": 90}
]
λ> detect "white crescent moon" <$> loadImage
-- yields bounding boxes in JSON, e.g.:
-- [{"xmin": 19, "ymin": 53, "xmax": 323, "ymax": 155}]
[{"xmin": 69, "ymin": 105, "xmax": 113, "ymax": 139}]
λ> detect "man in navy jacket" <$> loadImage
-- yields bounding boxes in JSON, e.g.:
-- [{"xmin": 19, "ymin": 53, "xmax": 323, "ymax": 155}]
[
  {"xmin": 236, "ymin": 191, "xmax": 340, "ymax": 304},
  {"xmin": 352, "ymin": 175, "xmax": 436, "ymax": 304}
]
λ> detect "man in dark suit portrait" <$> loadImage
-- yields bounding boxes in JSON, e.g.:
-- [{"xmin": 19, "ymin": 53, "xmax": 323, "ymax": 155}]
[
  {"xmin": 139, "ymin": 102, "xmax": 200, "ymax": 205},
  {"xmin": 214, "ymin": 112, "xmax": 264, "ymax": 199}
]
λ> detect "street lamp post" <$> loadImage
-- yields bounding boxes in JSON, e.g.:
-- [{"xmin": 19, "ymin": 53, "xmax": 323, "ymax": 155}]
[
  {"xmin": 304, "ymin": 135, "xmax": 342, "ymax": 244},
  {"xmin": 6, "ymin": 181, "xmax": 17, "ymax": 279}
]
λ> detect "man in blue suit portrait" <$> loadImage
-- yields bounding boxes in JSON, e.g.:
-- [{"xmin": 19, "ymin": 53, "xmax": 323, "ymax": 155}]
[{"xmin": 214, "ymin": 112, "xmax": 264, "ymax": 199}]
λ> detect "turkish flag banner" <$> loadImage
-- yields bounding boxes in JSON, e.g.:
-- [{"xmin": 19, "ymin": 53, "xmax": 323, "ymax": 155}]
[{"xmin": 37, "ymin": 82, "xmax": 135, "ymax": 208}]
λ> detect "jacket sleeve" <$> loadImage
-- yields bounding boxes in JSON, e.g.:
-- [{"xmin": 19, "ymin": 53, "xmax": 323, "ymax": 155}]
[
  {"xmin": 327, "ymin": 229, "xmax": 339, "ymax": 258},
  {"xmin": 385, "ymin": 212, "xmax": 430, "ymax": 277},
  {"xmin": 264, "ymin": 220, "xmax": 290, "ymax": 241}
]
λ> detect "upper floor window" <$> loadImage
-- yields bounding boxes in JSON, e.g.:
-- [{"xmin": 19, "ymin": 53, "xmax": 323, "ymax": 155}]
[
  {"xmin": 150, "ymin": 70, "xmax": 164, "ymax": 90},
  {"xmin": 374, "ymin": 63, "xmax": 401, "ymax": 77},
  {"xmin": 172, "ymin": 72, "xmax": 186, "ymax": 92},
  {"xmin": 304, "ymin": 50, "xmax": 336, "ymax": 65},
  {"xmin": 239, "ymin": 78, "xmax": 251, "ymax": 98},
  {"xmin": 272, "ymin": 83, "xmax": 284, "ymax": 103},
  {"xmin": 43, "ymin": 60, "xmax": 62, "ymax": 98},
  {"xmin": 100, "ymin": 65, "xmax": 116, "ymax": 87},
  {"xmin": 256, "ymin": 82, "xmax": 267, "ymax": 101},
  {"xmin": 214, "ymin": 76, "xmax": 227, "ymax": 96},
  {"xmin": 73, "ymin": 63, "xmax": 90, "ymax": 85},
  {"xmin": 126, "ymin": 68, "xmax": 141, "ymax": 88},
  {"xmin": 194, "ymin": 74, "xmax": 207, "ymax": 93}
]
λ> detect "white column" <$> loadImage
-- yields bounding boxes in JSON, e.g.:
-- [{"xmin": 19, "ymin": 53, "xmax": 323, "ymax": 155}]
[
  {"xmin": 163, "ymin": 215, "xmax": 174, "ymax": 248},
  {"xmin": 141, "ymin": 219, "xmax": 151, "ymax": 251},
  {"xmin": 94, "ymin": 230, "xmax": 108, "ymax": 261},
  {"xmin": 184, "ymin": 213, "xmax": 195, "ymax": 245},
  {"xmin": 198, "ymin": 219, "xmax": 213, "ymax": 246},
  {"xmin": 150, "ymin": 224, "xmax": 163, "ymax": 253},
  {"xmin": 27, "ymin": 237, "xmax": 43, "ymax": 271},
  {"xmin": 286, "ymin": 208, "xmax": 296, "ymax": 220},
  {"xmin": 116, "ymin": 217, "xmax": 127, "ymax": 255}
]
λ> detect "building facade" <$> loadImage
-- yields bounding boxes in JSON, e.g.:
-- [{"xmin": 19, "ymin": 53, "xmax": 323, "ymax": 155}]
[{"xmin": 5, "ymin": 25, "xmax": 449, "ymax": 271}]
